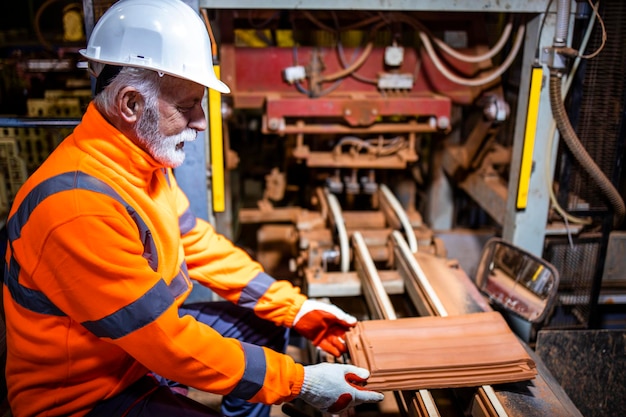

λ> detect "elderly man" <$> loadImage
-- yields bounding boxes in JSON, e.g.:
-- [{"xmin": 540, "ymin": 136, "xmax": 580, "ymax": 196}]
[{"xmin": 2, "ymin": 0, "xmax": 384, "ymax": 416}]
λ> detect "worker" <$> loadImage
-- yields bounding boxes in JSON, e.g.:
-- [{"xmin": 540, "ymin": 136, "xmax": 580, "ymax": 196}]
[{"xmin": 1, "ymin": 0, "xmax": 384, "ymax": 416}]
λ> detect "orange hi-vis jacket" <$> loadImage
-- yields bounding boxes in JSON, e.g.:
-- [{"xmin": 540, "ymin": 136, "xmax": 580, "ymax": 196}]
[{"xmin": 3, "ymin": 103, "xmax": 307, "ymax": 417}]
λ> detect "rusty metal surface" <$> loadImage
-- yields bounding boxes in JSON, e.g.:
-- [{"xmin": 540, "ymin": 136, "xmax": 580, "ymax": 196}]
[
  {"xmin": 304, "ymin": 269, "xmax": 404, "ymax": 298},
  {"xmin": 264, "ymin": 94, "xmax": 452, "ymax": 128},
  {"xmin": 292, "ymin": 146, "xmax": 418, "ymax": 168},
  {"xmin": 492, "ymin": 339, "xmax": 585, "ymax": 417},
  {"xmin": 239, "ymin": 181, "xmax": 582, "ymax": 416},
  {"xmin": 220, "ymin": 46, "xmax": 482, "ymax": 109},
  {"xmin": 458, "ymin": 171, "xmax": 509, "ymax": 226}
]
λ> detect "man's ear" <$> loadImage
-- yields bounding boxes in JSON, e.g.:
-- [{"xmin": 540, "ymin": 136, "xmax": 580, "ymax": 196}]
[{"xmin": 118, "ymin": 87, "xmax": 143, "ymax": 123}]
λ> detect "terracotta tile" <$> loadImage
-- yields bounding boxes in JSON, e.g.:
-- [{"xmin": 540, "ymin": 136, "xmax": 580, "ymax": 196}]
[{"xmin": 346, "ymin": 311, "xmax": 536, "ymax": 390}]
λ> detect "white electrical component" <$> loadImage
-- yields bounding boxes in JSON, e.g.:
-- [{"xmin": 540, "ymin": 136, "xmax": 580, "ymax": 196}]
[
  {"xmin": 378, "ymin": 73, "xmax": 414, "ymax": 90},
  {"xmin": 384, "ymin": 45, "xmax": 404, "ymax": 67},
  {"xmin": 283, "ymin": 65, "xmax": 307, "ymax": 84}
]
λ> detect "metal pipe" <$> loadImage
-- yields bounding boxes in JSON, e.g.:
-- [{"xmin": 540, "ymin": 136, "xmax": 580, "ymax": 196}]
[
  {"xmin": 553, "ymin": 0, "xmax": 572, "ymax": 47},
  {"xmin": 353, "ymin": 232, "xmax": 396, "ymax": 320},
  {"xmin": 324, "ymin": 189, "xmax": 350, "ymax": 272},
  {"xmin": 380, "ymin": 185, "xmax": 418, "ymax": 253}
]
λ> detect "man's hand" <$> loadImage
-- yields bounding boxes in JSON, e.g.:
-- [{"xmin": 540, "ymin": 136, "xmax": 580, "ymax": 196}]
[
  {"xmin": 298, "ymin": 363, "xmax": 384, "ymax": 413},
  {"xmin": 292, "ymin": 299, "xmax": 357, "ymax": 357}
]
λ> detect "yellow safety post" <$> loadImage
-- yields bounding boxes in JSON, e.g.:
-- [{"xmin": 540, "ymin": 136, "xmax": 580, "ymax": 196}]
[
  {"xmin": 201, "ymin": 9, "xmax": 226, "ymax": 213},
  {"xmin": 209, "ymin": 65, "xmax": 225, "ymax": 212},
  {"xmin": 516, "ymin": 65, "xmax": 543, "ymax": 210}
]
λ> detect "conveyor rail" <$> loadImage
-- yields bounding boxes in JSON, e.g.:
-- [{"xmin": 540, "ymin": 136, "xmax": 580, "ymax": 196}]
[
  {"xmin": 303, "ymin": 187, "xmax": 582, "ymax": 417},
  {"xmin": 353, "ymin": 231, "xmax": 441, "ymax": 416},
  {"xmin": 353, "ymin": 231, "xmax": 507, "ymax": 417}
]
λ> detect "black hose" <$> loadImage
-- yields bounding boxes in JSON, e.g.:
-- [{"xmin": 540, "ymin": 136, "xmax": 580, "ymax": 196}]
[{"xmin": 549, "ymin": 73, "xmax": 625, "ymax": 228}]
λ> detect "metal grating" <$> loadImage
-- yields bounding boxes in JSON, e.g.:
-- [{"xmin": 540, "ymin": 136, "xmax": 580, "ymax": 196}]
[
  {"xmin": 0, "ymin": 127, "xmax": 71, "ymax": 211},
  {"xmin": 544, "ymin": 237, "xmax": 601, "ymax": 328},
  {"xmin": 564, "ymin": 0, "xmax": 626, "ymax": 212}
]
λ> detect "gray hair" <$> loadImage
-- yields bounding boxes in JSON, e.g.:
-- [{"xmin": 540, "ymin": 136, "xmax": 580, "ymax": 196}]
[{"xmin": 93, "ymin": 67, "xmax": 161, "ymax": 121}]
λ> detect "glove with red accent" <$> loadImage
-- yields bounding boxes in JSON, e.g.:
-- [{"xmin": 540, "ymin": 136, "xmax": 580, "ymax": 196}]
[
  {"xmin": 292, "ymin": 299, "xmax": 357, "ymax": 357},
  {"xmin": 298, "ymin": 363, "xmax": 384, "ymax": 413}
]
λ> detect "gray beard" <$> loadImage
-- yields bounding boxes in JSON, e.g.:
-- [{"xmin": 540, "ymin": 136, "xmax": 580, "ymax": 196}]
[{"xmin": 135, "ymin": 104, "xmax": 198, "ymax": 168}]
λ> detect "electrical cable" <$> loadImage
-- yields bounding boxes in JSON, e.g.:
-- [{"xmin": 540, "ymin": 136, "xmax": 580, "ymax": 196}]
[
  {"xmin": 333, "ymin": 136, "xmax": 407, "ymax": 157},
  {"xmin": 547, "ymin": 0, "xmax": 623, "ymax": 228},
  {"xmin": 246, "ymin": 10, "xmax": 279, "ymax": 29},
  {"xmin": 320, "ymin": 42, "xmax": 374, "ymax": 83},
  {"xmin": 534, "ymin": 0, "xmax": 555, "ymax": 60},
  {"xmin": 385, "ymin": 11, "xmax": 525, "ymax": 87},
  {"xmin": 290, "ymin": 42, "xmax": 313, "ymax": 97},
  {"xmin": 317, "ymin": 18, "xmax": 388, "ymax": 85},
  {"xmin": 431, "ymin": 20, "xmax": 514, "ymax": 64},
  {"xmin": 546, "ymin": 126, "xmax": 593, "ymax": 226},
  {"xmin": 549, "ymin": 75, "xmax": 625, "ymax": 228},
  {"xmin": 578, "ymin": 0, "xmax": 606, "ymax": 59},
  {"xmin": 418, "ymin": 24, "xmax": 526, "ymax": 87},
  {"xmin": 336, "ymin": 41, "xmax": 378, "ymax": 85},
  {"xmin": 316, "ymin": 79, "xmax": 344, "ymax": 97},
  {"xmin": 339, "ymin": 14, "xmax": 382, "ymax": 31},
  {"xmin": 292, "ymin": 13, "xmax": 386, "ymax": 96},
  {"xmin": 301, "ymin": 11, "xmax": 335, "ymax": 33},
  {"xmin": 331, "ymin": 11, "xmax": 379, "ymax": 85},
  {"xmin": 544, "ymin": 3, "xmax": 601, "ymax": 226}
]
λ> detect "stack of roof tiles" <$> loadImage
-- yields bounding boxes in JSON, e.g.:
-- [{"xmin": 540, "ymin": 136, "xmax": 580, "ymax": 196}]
[{"xmin": 346, "ymin": 311, "xmax": 536, "ymax": 390}]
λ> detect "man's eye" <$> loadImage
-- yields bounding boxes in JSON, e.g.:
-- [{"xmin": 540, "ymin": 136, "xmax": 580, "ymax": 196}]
[{"xmin": 178, "ymin": 106, "xmax": 194, "ymax": 113}]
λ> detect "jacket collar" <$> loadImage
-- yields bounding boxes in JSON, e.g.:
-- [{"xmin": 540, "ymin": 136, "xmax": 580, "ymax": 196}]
[{"xmin": 73, "ymin": 102, "xmax": 166, "ymax": 187}]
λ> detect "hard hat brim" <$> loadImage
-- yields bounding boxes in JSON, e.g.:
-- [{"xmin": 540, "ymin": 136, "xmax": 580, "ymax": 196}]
[{"xmin": 80, "ymin": 49, "xmax": 230, "ymax": 94}]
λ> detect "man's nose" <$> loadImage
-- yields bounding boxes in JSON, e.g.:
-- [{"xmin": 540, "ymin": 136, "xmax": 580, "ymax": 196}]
[{"xmin": 189, "ymin": 106, "xmax": 207, "ymax": 131}]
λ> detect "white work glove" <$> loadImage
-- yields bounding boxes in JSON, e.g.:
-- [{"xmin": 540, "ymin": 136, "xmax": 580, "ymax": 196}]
[
  {"xmin": 298, "ymin": 363, "xmax": 384, "ymax": 413},
  {"xmin": 292, "ymin": 299, "xmax": 357, "ymax": 357}
]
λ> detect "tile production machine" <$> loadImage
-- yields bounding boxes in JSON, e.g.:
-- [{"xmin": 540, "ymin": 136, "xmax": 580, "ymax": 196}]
[{"xmin": 1, "ymin": 0, "xmax": 625, "ymax": 415}]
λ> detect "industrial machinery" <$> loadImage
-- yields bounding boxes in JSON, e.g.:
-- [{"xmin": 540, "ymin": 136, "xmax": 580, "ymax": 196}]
[
  {"xmin": 191, "ymin": 1, "xmax": 624, "ymax": 415},
  {"xmin": 0, "ymin": 0, "xmax": 625, "ymax": 416},
  {"xmin": 196, "ymin": 0, "xmax": 626, "ymax": 337}
]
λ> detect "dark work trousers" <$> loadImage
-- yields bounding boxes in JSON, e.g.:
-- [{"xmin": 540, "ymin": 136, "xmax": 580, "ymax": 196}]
[{"xmin": 86, "ymin": 301, "xmax": 290, "ymax": 417}]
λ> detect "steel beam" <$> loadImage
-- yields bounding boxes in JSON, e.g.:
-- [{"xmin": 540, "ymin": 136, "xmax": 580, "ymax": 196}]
[
  {"xmin": 502, "ymin": 10, "xmax": 564, "ymax": 256},
  {"xmin": 199, "ymin": 0, "xmax": 550, "ymax": 13}
]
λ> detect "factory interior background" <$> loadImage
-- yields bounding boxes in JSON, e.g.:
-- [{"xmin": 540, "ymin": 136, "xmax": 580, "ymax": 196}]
[{"xmin": 0, "ymin": 0, "xmax": 625, "ymax": 416}]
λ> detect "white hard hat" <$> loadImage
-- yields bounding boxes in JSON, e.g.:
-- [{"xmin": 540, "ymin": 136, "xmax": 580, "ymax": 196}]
[{"xmin": 80, "ymin": 0, "xmax": 230, "ymax": 93}]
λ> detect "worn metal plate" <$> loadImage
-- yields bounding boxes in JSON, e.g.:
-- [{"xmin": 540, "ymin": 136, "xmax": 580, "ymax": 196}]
[
  {"xmin": 535, "ymin": 329, "xmax": 626, "ymax": 417},
  {"xmin": 602, "ymin": 231, "xmax": 626, "ymax": 284}
]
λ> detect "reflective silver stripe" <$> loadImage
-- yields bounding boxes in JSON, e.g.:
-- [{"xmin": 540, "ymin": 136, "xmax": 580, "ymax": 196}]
[
  {"xmin": 229, "ymin": 342, "xmax": 266, "ymax": 400},
  {"xmin": 4, "ymin": 257, "xmax": 64, "ymax": 316},
  {"xmin": 179, "ymin": 208, "xmax": 196, "ymax": 235},
  {"xmin": 4, "ymin": 171, "xmax": 172, "ymax": 319},
  {"xmin": 3, "ymin": 256, "xmax": 188, "ymax": 319},
  {"xmin": 237, "ymin": 272, "xmax": 275, "ymax": 309},
  {"xmin": 81, "ymin": 279, "xmax": 174, "ymax": 339},
  {"xmin": 7, "ymin": 171, "xmax": 158, "ymax": 271},
  {"xmin": 169, "ymin": 261, "xmax": 191, "ymax": 299}
]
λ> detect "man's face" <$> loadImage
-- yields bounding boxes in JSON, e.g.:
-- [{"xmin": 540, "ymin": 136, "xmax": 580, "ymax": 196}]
[{"xmin": 135, "ymin": 76, "xmax": 207, "ymax": 168}]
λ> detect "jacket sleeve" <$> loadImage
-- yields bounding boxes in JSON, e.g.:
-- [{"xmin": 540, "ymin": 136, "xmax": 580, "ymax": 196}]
[
  {"xmin": 30, "ymin": 202, "xmax": 305, "ymax": 405},
  {"xmin": 172, "ymin": 174, "xmax": 307, "ymax": 328}
]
